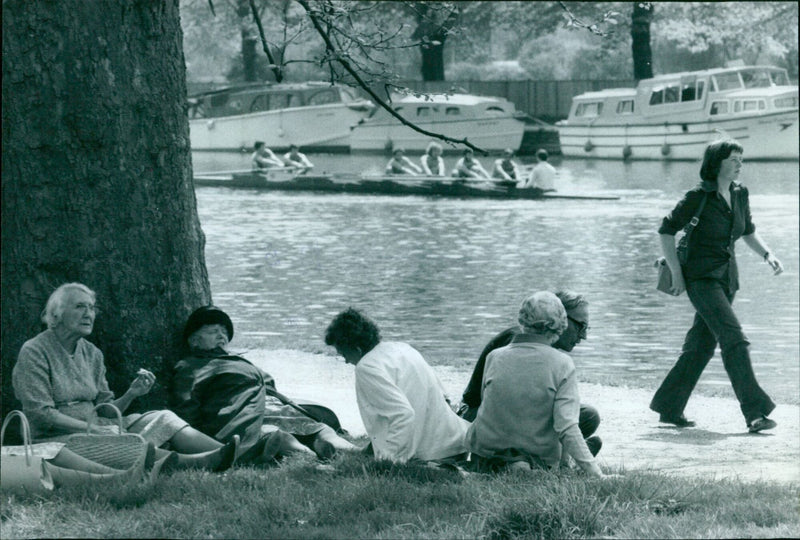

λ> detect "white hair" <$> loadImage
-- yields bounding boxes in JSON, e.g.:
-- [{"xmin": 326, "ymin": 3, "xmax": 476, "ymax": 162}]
[
  {"xmin": 42, "ymin": 283, "xmax": 96, "ymax": 329},
  {"xmin": 518, "ymin": 291, "xmax": 567, "ymax": 343}
]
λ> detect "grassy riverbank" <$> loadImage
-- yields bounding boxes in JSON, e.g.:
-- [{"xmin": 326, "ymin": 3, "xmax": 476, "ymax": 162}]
[{"xmin": 2, "ymin": 452, "xmax": 798, "ymax": 539}]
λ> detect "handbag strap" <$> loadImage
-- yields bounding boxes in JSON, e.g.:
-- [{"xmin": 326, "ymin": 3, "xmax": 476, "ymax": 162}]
[
  {"xmin": 1, "ymin": 410, "xmax": 33, "ymax": 465},
  {"xmin": 86, "ymin": 403, "xmax": 124, "ymax": 433},
  {"xmin": 684, "ymin": 192, "xmax": 708, "ymax": 233}
]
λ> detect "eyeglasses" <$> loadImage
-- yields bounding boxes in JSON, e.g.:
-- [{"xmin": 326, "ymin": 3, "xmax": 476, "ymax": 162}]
[{"xmin": 567, "ymin": 316, "xmax": 589, "ymax": 337}]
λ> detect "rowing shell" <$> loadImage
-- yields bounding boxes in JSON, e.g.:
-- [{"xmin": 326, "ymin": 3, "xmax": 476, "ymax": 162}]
[{"xmin": 192, "ymin": 171, "xmax": 620, "ymax": 201}]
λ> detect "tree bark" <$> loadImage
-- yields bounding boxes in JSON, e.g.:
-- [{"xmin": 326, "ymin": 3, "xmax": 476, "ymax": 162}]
[
  {"xmin": 631, "ymin": 2, "xmax": 654, "ymax": 81},
  {"xmin": 2, "ymin": 0, "xmax": 211, "ymax": 415}
]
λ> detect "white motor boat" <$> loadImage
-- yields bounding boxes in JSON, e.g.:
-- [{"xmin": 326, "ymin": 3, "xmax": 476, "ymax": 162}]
[
  {"xmin": 349, "ymin": 93, "xmax": 526, "ymax": 153},
  {"xmin": 556, "ymin": 64, "xmax": 798, "ymax": 160},
  {"xmin": 188, "ymin": 82, "xmax": 373, "ymax": 152}
]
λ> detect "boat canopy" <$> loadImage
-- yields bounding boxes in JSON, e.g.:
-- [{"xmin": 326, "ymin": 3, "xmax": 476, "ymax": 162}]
[{"xmin": 188, "ymin": 82, "xmax": 366, "ymax": 119}]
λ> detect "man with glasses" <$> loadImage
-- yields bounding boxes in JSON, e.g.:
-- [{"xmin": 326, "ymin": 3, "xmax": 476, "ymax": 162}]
[{"xmin": 458, "ymin": 291, "xmax": 602, "ymax": 457}]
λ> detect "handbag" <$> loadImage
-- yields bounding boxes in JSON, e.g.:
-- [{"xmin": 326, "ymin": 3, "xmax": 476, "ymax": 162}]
[
  {"xmin": 656, "ymin": 193, "xmax": 708, "ymax": 296},
  {"xmin": 48, "ymin": 403, "xmax": 150, "ymax": 487},
  {"xmin": 1, "ymin": 410, "xmax": 55, "ymax": 494}
]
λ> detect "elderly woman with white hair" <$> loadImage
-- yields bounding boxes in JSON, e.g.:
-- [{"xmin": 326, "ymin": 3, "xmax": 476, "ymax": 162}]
[
  {"xmin": 465, "ymin": 291, "xmax": 604, "ymax": 477},
  {"xmin": 11, "ymin": 282, "xmax": 238, "ymax": 473}
]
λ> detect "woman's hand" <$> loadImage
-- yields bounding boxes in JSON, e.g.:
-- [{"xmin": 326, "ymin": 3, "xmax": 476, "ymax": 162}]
[
  {"xmin": 766, "ymin": 254, "xmax": 783, "ymax": 275},
  {"xmin": 670, "ymin": 267, "xmax": 686, "ymax": 295},
  {"xmin": 128, "ymin": 368, "xmax": 155, "ymax": 397}
]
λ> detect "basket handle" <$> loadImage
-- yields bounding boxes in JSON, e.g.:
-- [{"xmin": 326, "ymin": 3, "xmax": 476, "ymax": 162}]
[
  {"xmin": 86, "ymin": 403, "xmax": 125, "ymax": 434},
  {"xmin": 1, "ymin": 410, "xmax": 33, "ymax": 466}
]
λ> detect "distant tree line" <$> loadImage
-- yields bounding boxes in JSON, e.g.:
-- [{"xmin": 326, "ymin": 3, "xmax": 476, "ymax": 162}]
[{"xmin": 180, "ymin": 1, "xmax": 798, "ymax": 85}]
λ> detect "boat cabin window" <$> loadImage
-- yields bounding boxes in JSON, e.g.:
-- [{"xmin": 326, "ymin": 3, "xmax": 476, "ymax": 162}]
[
  {"xmin": 710, "ymin": 101, "xmax": 729, "ymax": 115},
  {"xmin": 713, "ymin": 72, "xmax": 742, "ymax": 91},
  {"xmin": 485, "ymin": 106, "xmax": 506, "ymax": 116},
  {"xmin": 307, "ymin": 90, "xmax": 337, "ymax": 105},
  {"xmin": 250, "ymin": 94, "xmax": 269, "ymax": 113},
  {"xmin": 288, "ymin": 94, "xmax": 302, "ymax": 108},
  {"xmin": 210, "ymin": 94, "xmax": 230, "ymax": 108},
  {"xmin": 446, "ymin": 107, "xmax": 461, "ymax": 116},
  {"xmin": 417, "ymin": 106, "xmax": 441, "ymax": 117},
  {"xmin": 680, "ymin": 80, "xmax": 705, "ymax": 102},
  {"xmin": 741, "ymin": 69, "xmax": 773, "ymax": 88},
  {"xmin": 734, "ymin": 99, "xmax": 766, "ymax": 113},
  {"xmin": 650, "ymin": 84, "xmax": 680, "ymax": 106},
  {"xmin": 575, "ymin": 101, "xmax": 603, "ymax": 117},
  {"xmin": 769, "ymin": 70, "xmax": 789, "ymax": 86},
  {"xmin": 774, "ymin": 96, "xmax": 798, "ymax": 108},
  {"xmin": 616, "ymin": 100, "xmax": 634, "ymax": 114},
  {"xmin": 270, "ymin": 94, "xmax": 289, "ymax": 110}
]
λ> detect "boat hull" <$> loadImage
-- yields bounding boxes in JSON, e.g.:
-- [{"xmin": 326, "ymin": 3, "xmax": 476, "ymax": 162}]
[
  {"xmin": 349, "ymin": 117, "xmax": 526, "ymax": 153},
  {"xmin": 558, "ymin": 110, "xmax": 799, "ymax": 160},
  {"xmin": 189, "ymin": 103, "xmax": 366, "ymax": 152},
  {"xmin": 192, "ymin": 173, "xmax": 618, "ymax": 201}
]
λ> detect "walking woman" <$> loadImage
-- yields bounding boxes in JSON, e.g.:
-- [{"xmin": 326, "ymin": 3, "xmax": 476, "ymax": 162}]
[{"xmin": 650, "ymin": 139, "xmax": 783, "ymax": 432}]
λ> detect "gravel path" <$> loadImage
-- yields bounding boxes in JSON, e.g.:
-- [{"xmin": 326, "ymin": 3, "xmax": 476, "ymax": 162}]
[{"xmin": 246, "ymin": 349, "xmax": 799, "ymax": 484}]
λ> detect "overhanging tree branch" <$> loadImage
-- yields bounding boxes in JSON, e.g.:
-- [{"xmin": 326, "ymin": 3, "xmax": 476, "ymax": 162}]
[
  {"xmin": 296, "ymin": 0, "xmax": 485, "ymax": 153},
  {"xmin": 249, "ymin": 0, "xmax": 283, "ymax": 82}
]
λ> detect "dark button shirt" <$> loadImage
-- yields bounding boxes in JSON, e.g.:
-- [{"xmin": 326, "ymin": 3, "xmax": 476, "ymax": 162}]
[{"xmin": 658, "ymin": 181, "xmax": 755, "ymax": 291}]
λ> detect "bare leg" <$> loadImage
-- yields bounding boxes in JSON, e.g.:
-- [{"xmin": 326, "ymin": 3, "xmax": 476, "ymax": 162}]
[
  {"xmin": 165, "ymin": 435, "xmax": 238, "ymax": 471},
  {"xmin": 168, "ymin": 426, "xmax": 223, "ymax": 453},
  {"xmin": 260, "ymin": 431, "xmax": 315, "ymax": 463},
  {"xmin": 313, "ymin": 426, "xmax": 357, "ymax": 458},
  {"xmin": 48, "ymin": 447, "xmax": 120, "ymax": 474}
]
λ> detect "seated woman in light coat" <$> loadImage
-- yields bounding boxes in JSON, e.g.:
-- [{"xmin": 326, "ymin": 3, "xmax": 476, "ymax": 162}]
[
  {"xmin": 465, "ymin": 291, "xmax": 605, "ymax": 477},
  {"xmin": 12, "ymin": 283, "xmax": 238, "ymax": 473}
]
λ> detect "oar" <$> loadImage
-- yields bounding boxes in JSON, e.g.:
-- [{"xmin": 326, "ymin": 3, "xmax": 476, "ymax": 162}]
[{"xmin": 194, "ymin": 167, "xmax": 296, "ymax": 177}]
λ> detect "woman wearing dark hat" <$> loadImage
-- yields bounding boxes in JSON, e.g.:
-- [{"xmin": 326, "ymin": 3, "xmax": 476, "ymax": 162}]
[
  {"xmin": 12, "ymin": 283, "xmax": 238, "ymax": 475},
  {"xmin": 172, "ymin": 306, "xmax": 357, "ymax": 464}
]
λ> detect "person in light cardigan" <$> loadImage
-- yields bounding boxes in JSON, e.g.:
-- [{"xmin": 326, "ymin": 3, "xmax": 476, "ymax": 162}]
[
  {"xmin": 465, "ymin": 291, "xmax": 605, "ymax": 477},
  {"xmin": 324, "ymin": 307, "xmax": 468, "ymax": 463}
]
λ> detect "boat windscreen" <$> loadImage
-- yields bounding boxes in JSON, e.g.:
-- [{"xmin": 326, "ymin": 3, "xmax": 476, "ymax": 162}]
[{"xmin": 714, "ymin": 72, "xmax": 743, "ymax": 91}]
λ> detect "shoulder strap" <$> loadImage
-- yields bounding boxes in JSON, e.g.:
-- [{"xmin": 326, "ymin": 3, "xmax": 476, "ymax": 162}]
[{"xmin": 686, "ymin": 192, "xmax": 708, "ymax": 229}]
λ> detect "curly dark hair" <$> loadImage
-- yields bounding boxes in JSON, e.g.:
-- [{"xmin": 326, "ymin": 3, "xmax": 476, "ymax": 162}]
[
  {"xmin": 324, "ymin": 307, "xmax": 381, "ymax": 352},
  {"xmin": 699, "ymin": 139, "xmax": 743, "ymax": 182}
]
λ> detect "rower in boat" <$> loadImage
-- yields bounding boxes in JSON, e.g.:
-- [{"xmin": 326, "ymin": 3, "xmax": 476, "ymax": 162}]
[
  {"xmin": 452, "ymin": 148, "xmax": 490, "ymax": 179},
  {"xmin": 523, "ymin": 149, "xmax": 557, "ymax": 191},
  {"xmin": 491, "ymin": 148, "xmax": 521, "ymax": 182},
  {"xmin": 283, "ymin": 144, "xmax": 314, "ymax": 174},
  {"xmin": 252, "ymin": 141, "xmax": 284, "ymax": 170},
  {"xmin": 385, "ymin": 148, "xmax": 423, "ymax": 176},
  {"xmin": 420, "ymin": 142, "xmax": 446, "ymax": 176}
]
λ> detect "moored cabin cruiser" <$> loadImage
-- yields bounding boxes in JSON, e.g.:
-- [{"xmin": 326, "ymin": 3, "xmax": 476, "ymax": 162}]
[
  {"xmin": 556, "ymin": 65, "xmax": 798, "ymax": 160},
  {"xmin": 188, "ymin": 82, "xmax": 373, "ymax": 152},
  {"xmin": 349, "ymin": 93, "xmax": 527, "ymax": 153}
]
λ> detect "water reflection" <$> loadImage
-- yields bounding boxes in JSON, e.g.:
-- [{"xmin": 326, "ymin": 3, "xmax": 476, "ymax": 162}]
[{"xmin": 195, "ymin": 153, "xmax": 799, "ymax": 402}]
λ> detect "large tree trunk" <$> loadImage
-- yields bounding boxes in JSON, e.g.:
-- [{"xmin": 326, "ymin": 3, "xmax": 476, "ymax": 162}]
[
  {"xmin": 2, "ymin": 0, "xmax": 211, "ymax": 416},
  {"xmin": 631, "ymin": 2, "xmax": 654, "ymax": 81}
]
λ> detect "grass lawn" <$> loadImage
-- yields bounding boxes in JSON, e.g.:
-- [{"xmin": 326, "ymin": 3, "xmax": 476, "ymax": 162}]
[{"xmin": 2, "ymin": 451, "xmax": 798, "ymax": 539}]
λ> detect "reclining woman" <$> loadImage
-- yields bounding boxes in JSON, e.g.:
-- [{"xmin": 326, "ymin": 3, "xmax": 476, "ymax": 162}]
[
  {"xmin": 11, "ymin": 283, "xmax": 238, "ymax": 475},
  {"xmin": 465, "ymin": 291, "xmax": 606, "ymax": 477},
  {"xmin": 172, "ymin": 306, "xmax": 357, "ymax": 464}
]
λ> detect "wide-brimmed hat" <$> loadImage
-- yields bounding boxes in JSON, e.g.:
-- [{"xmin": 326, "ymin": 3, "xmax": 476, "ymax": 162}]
[{"xmin": 183, "ymin": 305, "xmax": 234, "ymax": 344}]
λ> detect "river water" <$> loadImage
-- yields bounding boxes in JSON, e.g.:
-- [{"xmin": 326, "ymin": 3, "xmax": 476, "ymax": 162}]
[{"xmin": 191, "ymin": 152, "xmax": 799, "ymax": 403}]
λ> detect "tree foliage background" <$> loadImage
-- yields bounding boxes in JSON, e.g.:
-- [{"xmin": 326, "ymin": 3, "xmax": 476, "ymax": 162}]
[{"xmin": 180, "ymin": 1, "xmax": 798, "ymax": 87}]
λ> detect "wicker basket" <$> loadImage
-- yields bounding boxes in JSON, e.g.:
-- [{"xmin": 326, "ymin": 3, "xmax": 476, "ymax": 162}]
[{"xmin": 55, "ymin": 403, "xmax": 150, "ymax": 485}]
